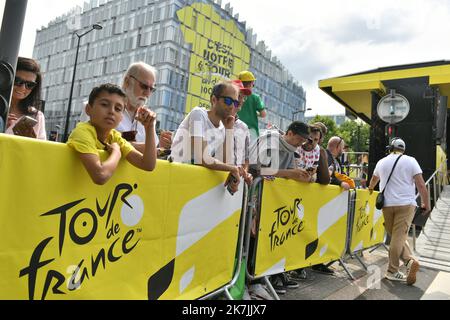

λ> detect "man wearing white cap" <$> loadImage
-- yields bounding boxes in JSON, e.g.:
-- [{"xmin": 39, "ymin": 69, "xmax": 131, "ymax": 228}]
[{"xmin": 368, "ymin": 137, "xmax": 430, "ymax": 285}]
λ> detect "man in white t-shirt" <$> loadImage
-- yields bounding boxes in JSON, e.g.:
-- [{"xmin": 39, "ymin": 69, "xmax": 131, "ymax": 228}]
[
  {"xmin": 231, "ymin": 80, "xmax": 253, "ymax": 185},
  {"xmin": 170, "ymin": 80, "xmax": 241, "ymax": 194},
  {"xmin": 369, "ymin": 138, "xmax": 430, "ymax": 285}
]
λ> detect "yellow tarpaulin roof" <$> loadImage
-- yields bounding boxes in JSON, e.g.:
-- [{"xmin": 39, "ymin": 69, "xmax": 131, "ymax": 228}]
[{"xmin": 319, "ymin": 60, "xmax": 450, "ymax": 122}]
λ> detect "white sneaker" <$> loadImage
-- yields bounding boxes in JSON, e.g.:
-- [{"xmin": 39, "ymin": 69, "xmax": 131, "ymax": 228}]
[
  {"xmin": 248, "ymin": 284, "xmax": 274, "ymax": 300},
  {"xmin": 385, "ymin": 271, "xmax": 407, "ymax": 282},
  {"xmin": 405, "ymin": 259, "xmax": 419, "ymax": 285}
]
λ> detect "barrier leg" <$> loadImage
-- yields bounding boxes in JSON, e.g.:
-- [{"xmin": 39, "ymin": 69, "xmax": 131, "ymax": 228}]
[
  {"xmin": 339, "ymin": 258, "xmax": 356, "ymax": 280},
  {"xmin": 202, "ymin": 184, "xmax": 249, "ymax": 300},
  {"xmin": 223, "ymin": 289, "xmax": 233, "ymax": 300},
  {"xmin": 369, "ymin": 243, "xmax": 385, "ymax": 253},
  {"xmin": 354, "ymin": 253, "xmax": 368, "ymax": 271},
  {"xmin": 262, "ymin": 276, "xmax": 280, "ymax": 300}
]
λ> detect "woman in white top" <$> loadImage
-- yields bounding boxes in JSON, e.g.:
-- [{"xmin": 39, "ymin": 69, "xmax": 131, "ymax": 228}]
[{"xmin": 5, "ymin": 57, "xmax": 46, "ymax": 140}]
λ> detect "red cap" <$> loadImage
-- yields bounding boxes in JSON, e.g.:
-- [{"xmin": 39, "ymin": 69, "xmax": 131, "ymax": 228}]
[{"xmin": 232, "ymin": 79, "xmax": 252, "ymax": 96}]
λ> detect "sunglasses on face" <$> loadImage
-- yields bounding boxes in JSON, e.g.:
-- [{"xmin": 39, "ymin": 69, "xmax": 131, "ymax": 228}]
[
  {"xmin": 129, "ymin": 75, "xmax": 156, "ymax": 93},
  {"xmin": 218, "ymin": 96, "xmax": 239, "ymax": 108},
  {"xmin": 14, "ymin": 77, "xmax": 37, "ymax": 90}
]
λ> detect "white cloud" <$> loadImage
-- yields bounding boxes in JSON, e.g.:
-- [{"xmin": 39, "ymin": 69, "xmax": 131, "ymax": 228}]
[
  {"xmin": 19, "ymin": 0, "xmax": 84, "ymax": 58},
  {"xmin": 15, "ymin": 0, "xmax": 450, "ymax": 117},
  {"xmin": 228, "ymin": 0, "xmax": 450, "ymax": 116}
]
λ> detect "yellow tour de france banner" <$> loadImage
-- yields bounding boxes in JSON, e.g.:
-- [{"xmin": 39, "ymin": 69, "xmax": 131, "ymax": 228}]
[
  {"xmin": 349, "ymin": 190, "xmax": 385, "ymax": 253},
  {"xmin": 436, "ymin": 145, "xmax": 448, "ymax": 185},
  {"xmin": 176, "ymin": 2, "xmax": 251, "ymax": 113},
  {"xmin": 254, "ymin": 179, "xmax": 349, "ymax": 278},
  {"xmin": 0, "ymin": 134, "xmax": 243, "ymax": 300}
]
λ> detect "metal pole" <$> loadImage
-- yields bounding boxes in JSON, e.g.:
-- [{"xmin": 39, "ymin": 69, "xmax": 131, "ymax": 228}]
[
  {"xmin": 62, "ymin": 24, "xmax": 102, "ymax": 142},
  {"xmin": 63, "ymin": 34, "xmax": 81, "ymax": 142},
  {"xmin": 0, "ymin": 0, "xmax": 27, "ymax": 66},
  {"xmin": 0, "ymin": 0, "xmax": 28, "ymax": 129},
  {"xmin": 433, "ymin": 176, "xmax": 437, "ymax": 208}
]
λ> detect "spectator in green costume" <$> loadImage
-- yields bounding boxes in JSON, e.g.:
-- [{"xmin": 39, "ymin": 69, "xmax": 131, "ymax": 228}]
[{"xmin": 237, "ymin": 71, "xmax": 266, "ymax": 141}]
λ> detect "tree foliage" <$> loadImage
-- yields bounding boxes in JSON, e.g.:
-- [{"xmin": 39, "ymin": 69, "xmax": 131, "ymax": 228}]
[
  {"xmin": 338, "ymin": 120, "xmax": 370, "ymax": 152},
  {"xmin": 307, "ymin": 115, "xmax": 370, "ymax": 152}
]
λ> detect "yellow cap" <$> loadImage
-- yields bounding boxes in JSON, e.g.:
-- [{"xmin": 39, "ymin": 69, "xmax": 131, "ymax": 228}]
[{"xmin": 238, "ymin": 70, "xmax": 256, "ymax": 82}]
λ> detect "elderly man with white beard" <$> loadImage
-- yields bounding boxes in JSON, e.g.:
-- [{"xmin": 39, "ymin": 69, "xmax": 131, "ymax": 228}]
[{"xmin": 79, "ymin": 62, "xmax": 172, "ymax": 153}]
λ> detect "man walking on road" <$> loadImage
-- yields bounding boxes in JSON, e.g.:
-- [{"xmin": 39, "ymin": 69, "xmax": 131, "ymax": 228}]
[{"xmin": 368, "ymin": 138, "xmax": 430, "ymax": 285}]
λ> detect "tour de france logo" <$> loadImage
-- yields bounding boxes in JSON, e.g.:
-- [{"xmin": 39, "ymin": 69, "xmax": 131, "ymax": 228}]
[
  {"xmin": 269, "ymin": 198, "xmax": 305, "ymax": 252},
  {"xmin": 356, "ymin": 201, "xmax": 370, "ymax": 233},
  {"xmin": 19, "ymin": 183, "xmax": 144, "ymax": 300}
]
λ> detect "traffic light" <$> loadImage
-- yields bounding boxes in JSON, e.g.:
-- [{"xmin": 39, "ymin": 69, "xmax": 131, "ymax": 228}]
[
  {"xmin": 0, "ymin": 60, "xmax": 14, "ymax": 131},
  {"xmin": 385, "ymin": 123, "xmax": 397, "ymax": 141}
]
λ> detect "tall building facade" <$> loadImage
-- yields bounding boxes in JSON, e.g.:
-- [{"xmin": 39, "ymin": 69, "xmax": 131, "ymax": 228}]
[{"xmin": 33, "ymin": 0, "xmax": 306, "ymax": 135}]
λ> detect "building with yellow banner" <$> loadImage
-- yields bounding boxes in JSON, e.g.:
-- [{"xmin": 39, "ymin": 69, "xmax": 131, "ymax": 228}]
[{"xmin": 33, "ymin": 0, "xmax": 306, "ymax": 136}]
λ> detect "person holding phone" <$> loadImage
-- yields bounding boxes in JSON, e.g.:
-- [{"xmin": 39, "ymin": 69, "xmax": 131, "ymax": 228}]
[
  {"xmin": 5, "ymin": 57, "xmax": 46, "ymax": 140},
  {"xmin": 295, "ymin": 125, "xmax": 322, "ymax": 182}
]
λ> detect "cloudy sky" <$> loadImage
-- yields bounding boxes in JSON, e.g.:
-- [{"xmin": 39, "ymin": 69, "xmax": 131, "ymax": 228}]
[{"xmin": 8, "ymin": 0, "xmax": 450, "ymax": 116}]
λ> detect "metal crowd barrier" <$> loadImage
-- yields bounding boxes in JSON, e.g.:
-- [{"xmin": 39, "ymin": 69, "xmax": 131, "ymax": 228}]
[
  {"xmin": 201, "ymin": 183, "xmax": 249, "ymax": 300},
  {"xmin": 412, "ymin": 161, "xmax": 448, "ymax": 251}
]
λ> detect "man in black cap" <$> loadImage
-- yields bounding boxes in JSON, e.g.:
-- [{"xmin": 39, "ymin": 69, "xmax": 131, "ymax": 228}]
[
  {"xmin": 249, "ymin": 121, "xmax": 312, "ymax": 182},
  {"xmin": 248, "ymin": 121, "xmax": 311, "ymax": 295}
]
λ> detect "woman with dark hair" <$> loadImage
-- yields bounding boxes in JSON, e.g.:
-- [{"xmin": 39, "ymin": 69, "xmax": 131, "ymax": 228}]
[{"xmin": 5, "ymin": 57, "xmax": 46, "ymax": 140}]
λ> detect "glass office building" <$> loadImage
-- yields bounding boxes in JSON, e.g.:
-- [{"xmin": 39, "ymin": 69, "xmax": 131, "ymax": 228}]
[{"xmin": 33, "ymin": 0, "xmax": 306, "ymax": 135}]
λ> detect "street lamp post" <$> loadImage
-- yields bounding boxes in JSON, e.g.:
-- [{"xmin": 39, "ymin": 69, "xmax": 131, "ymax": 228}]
[
  {"xmin": 292, "ymin": 108, "xmax": 311, "ymax": 121},
  {"xmin": 63, "ymin": 24, "xmax": 102, "ymax": 142},
  {"xmin": 292, "ymin": 110, "xmax": 302, "ymax": 121}
]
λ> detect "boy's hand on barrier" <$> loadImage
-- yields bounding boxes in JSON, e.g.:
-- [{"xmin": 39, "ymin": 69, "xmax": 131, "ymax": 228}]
[{"xmin": 106, "ymin": 142, "xmax": 121, "ymax": 155}]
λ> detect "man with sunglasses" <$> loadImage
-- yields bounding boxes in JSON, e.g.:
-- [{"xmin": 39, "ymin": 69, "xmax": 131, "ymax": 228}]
[
  {"xmin": 118, "ymin": 62, "xmax": 163, "ymax": 147},
  {"xmin": 170, "ymin": 80, "xmax": 241, "ymax": 194}
]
